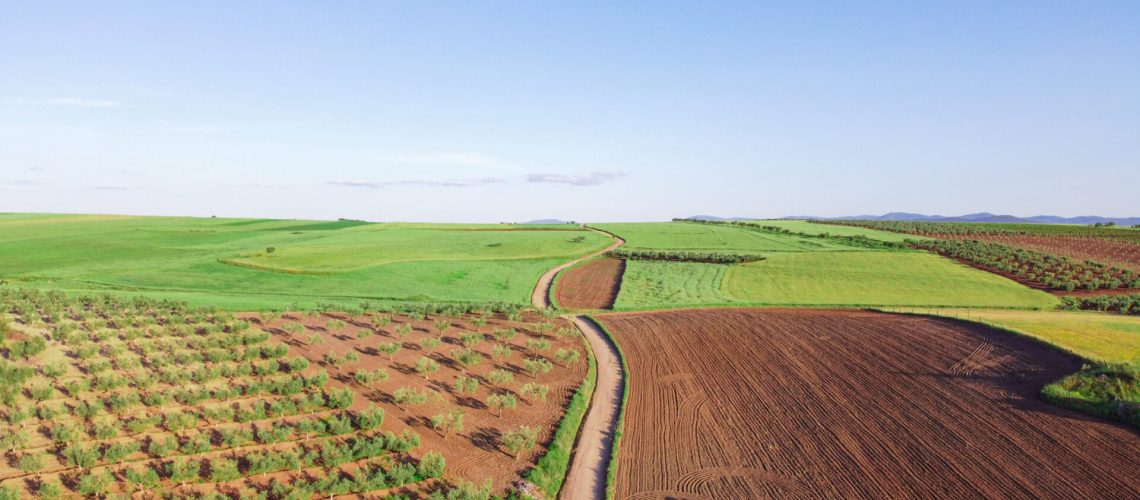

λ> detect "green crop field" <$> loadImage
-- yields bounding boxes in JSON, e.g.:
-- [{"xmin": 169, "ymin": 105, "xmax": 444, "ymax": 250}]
[
  {"xmin": 613, "ymin": 251, "xmax": 1058, "ymax": 310},
  {"xmin": 0, "ymin": 214, "xmax": 610, "ymax": 309},
  {"xmin": 750, "ymin": 219, "xmax": 930, "ymax": 242},
  {"xmin": 592, "ymin": 222, "xmax": 858, "ymax": 253},
  {"xmin": 613, "ymin": 261, "xmax": 733, "ymax": 309}
]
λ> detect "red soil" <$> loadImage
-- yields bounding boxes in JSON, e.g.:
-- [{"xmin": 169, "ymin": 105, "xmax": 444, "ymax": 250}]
[
  {"xmin": 254, "ymin": 311, "xmax": 587, "ymax": 495},
  {"xmin": 554, "ymin": 258, "xmax": 625, "ymax": 310},
  {"xmin": 597, "ymin": 308, "xmax": 1140, "ymax": 499}
]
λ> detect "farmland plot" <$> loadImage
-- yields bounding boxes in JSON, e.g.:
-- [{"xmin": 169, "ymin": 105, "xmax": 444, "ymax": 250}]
[
  {"xmin": 553, "ymin": 258, "xmax": 625, "ymax": 310},
  {"xmin": 597, "ymin": 308, "xmax": 1140, "ymax": 499},
  {"xmin": 0, "ymin": 290, "xmax": 587, "ymax": 497}
]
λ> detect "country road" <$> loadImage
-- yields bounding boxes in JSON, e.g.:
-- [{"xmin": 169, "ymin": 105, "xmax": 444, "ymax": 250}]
[{"xmin": 530, "ymin": 229, "xmax": 626, "ymax": 500}]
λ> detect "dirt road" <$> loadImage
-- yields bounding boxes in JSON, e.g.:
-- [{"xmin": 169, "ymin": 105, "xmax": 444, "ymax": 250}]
[
  {"xmin": 530, "ymin": 230, "xmax": 624, "ymax": 309},
  {"xmin": 531, "ymin": 229, "xmax": 626, "ymax": 500}
]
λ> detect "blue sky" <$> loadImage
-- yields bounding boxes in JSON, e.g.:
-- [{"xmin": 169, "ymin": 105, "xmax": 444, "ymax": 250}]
[{"xmin": 1, "ymin": 1, "xmax": 1138, "ymax": 222}]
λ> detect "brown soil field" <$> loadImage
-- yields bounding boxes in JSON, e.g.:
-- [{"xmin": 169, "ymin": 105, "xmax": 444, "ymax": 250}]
[
  {"xmin": 554, "ymin": 258, "xmax": 625, "ymax": 310},
  {"xmin": 947, "ymin": 234, "xmax": 1140, "ymax": 273},
  {"xmin": 597, "ymin": 308, "xmax": 1140, "ymax": 499},
  {"xmin": 253, "ymin": 311, "xmax": 588, "ymax": 495}
]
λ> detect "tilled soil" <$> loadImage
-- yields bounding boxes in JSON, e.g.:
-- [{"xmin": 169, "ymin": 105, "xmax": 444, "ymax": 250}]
[
  {"xmin": 255, "ymin": 311, "xmax": 588, "ymax": 495},
  {"xmin": 555, "ymin": 258, "xmax": 625, "ymax": 310},
  {"xmin": 597, "ymin": 308, "xmax": 1140, "ymax": 499}
]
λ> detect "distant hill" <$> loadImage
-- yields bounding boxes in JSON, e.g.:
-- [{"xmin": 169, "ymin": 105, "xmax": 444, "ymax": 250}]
[
  {"xmin": 777, "ymin": 212, "xmax": 1140, "ymax": 226},
  {"xmin": 522, "ymin": 219, "xmax": 574, "ymax": 225}
]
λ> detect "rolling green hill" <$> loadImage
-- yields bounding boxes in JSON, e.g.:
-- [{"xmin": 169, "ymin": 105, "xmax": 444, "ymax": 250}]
[{"xmin": 0, "ymin": 214, "xmax": 610, "ymax": 309}]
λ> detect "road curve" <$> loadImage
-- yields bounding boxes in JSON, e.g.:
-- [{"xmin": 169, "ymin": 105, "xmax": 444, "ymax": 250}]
[
  {"xmin": 560, "ymin": 315, "xmax": 625, "ymax": 500},
  {"xmin": 530, "ymin": 228, "xmax": 626, "ymax": 500},
  {"xmin": 530, "ymin": 229, "xmax": 624, "ymax": 309}
]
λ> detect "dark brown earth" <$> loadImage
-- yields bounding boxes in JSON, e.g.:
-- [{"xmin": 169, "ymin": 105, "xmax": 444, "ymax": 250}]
[
  {"xmin": 554, "ymin": 258, "xmax": 625, "ymax": 310},
  {"xmin": 597, "ymin": 308, "xmax": 1140, "ymax": 499}
]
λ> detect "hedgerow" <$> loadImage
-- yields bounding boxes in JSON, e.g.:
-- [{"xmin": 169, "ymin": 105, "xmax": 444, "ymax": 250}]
[
  {"xmin": 606, "ymin": 249, "xmax": 765, "ymax": 264},
  {"xmin": 1059, "ymin": 294, "xmax": 1140, "ymax": 315}
]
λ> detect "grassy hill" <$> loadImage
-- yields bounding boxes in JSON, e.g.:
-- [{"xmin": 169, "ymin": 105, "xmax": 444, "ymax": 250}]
[{"xmin": 0, "ymin": 214, "xmax": 610, "ymax": 309}]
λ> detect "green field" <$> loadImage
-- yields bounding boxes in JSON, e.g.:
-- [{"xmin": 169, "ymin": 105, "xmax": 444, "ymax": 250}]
[
  {"xmin": 750, "ymin": 219, "xmax": 930, "ymax": 242},
  {"xmin": 613, "ymin": 261, "xmax": 733, "ymax": 309},
  {"xmin": 613, "ymin": 251, "xmax": 1058, "ymax": 310},
  {"xmin": 592, "ymin": 222, "xmax": 857, "ymax": 253},
  {"xmin": 0, "ymin": 214, "xmax": 610, "ymax": 309}
]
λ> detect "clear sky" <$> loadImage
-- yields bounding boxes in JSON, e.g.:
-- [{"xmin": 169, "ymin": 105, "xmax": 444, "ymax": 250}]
[{"xmin": 2, "ymin": 2, "xmax": 1137, "ymax": 222}]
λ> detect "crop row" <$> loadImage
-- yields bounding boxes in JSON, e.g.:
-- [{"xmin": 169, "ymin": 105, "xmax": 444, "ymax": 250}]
[
  {"xmin": 911, "ymin": 239, "xmax": 1140, "ymax": 292},
  {"xmin": 606, "ymin": 249, "xmax": 766, "ymax": 264},
  {"xmin": 816, "ymin": 220, "xmax": 1140, "ymax": 242},
  {"xmin": 1059, "ymin": 294, "xmax": 1140, "ymax": 315},
  {"xmin": 673, "ymin": 218, "xmax": 909, "ymax": 250}
]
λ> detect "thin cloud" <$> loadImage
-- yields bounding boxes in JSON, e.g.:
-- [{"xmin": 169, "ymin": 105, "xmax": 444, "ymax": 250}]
[
  {"xmin": 526, "ymin": 171, "xmax": 626, "ymax": 186},
  {"xmin": 329, "ymin": 177, "xmax": 506, "ymax": 189},
  {"xmin": 45, "ymin": 97, "xmax": 124, "ymax": 108},
  {"xmin": 0, "ymin": 179, "xmax": 41, "ymax": 189},
  {"xmin": 372, "ymin": 152, "xmax": 506, "ymax": 168},
  {"xmin": 94, "ymin": 185, "xmax": 128, "ymax": 191}
]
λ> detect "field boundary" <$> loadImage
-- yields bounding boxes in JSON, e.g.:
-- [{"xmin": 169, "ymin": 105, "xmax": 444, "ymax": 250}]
[
  {"xmin": 583, "ymin": 315, "xmax": 630, "ymax": 500},
  {"xmin": 524, "ymin": 333, "xmax": 599, "ymax": 496}
]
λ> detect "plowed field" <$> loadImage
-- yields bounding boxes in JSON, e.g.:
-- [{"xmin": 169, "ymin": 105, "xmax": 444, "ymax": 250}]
[
  {"xmin": 597, "ymin": 308, "xmax": 1140, "ymax": 499},
  {"xmin": 555, "ymin": 258, "xmax": 625, "ymax": 309}
]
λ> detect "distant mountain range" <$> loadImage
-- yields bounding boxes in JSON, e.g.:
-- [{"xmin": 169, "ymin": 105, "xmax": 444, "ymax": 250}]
[{"xmin": 688, "ymin": 213, "xmax": 1140, "ymax": 225}]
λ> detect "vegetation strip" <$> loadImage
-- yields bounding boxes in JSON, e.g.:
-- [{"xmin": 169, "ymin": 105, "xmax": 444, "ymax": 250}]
[
  {"xmin": 606, "ymin": 249, "xmax": 765, "ymax": 264},
  {"xmin": 523, "ymin": 332, "xmax": 598, "ymax": 497},
  {"xmin": 584, "ymin": 316, "xmax": 629, "ymax": 500}
]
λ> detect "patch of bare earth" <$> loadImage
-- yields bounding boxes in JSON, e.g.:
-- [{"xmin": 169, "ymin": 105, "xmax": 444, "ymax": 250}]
[
  {"xmin": 255, "ymin": 311, "xmax": 587, "ymax": 495},
  {"xmin": 554, "ymin": 258, "xmax": 625, "ymax": 310},
  {"xmin": 597, "ymin": 308, "xmax": 1140, "ymax": 499}
]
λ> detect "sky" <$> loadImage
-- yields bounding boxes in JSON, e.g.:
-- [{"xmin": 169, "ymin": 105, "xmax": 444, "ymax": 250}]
[{"xmin": 1, "ymin": 1, "xmax": 1138, "ymax": 222}]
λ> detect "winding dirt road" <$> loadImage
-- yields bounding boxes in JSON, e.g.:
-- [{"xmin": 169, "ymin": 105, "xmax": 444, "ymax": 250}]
[
  {"xmin": 531, "ymin": 229, "xmax": 626, "ymax": 500},
  {"xmin": 531, "ymin": 229, "xmax": 625, "ymax": 308}
]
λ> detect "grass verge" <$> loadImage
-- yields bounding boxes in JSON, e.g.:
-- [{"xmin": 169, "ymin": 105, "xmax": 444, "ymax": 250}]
[
  {"xmin": 586, "ymin": 315, "xmax": 630, "ymax": 500},
  {"xmin": 523, "ymin": 328, "xmax": 598, "ymax": 497},
  {"xmin": 1042, "ymin": 364, "xmax": 1139, "ymax": 428}
]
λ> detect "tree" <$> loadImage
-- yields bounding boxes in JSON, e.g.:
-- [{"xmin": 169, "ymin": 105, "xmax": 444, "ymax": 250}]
[
  {"xmin": 37, "ymin": 480, "xmax": 63, "ymax": 500},
  {"xmin": 354, "ymin": 368, "xmax": 388, "ymax": 389},
  {"xmin": 487, "ymin": 393, "xmax": 517, "ymax": 418},
  {"xmin": 434, "ymin": 320, "xmax": 451, "ymax": 337},
  {"xmin": 76, "ymin": 470, "xmax": 114, "ymax": 497},
  {"xmin": 519, "ymin": 383, "xmax": 549, "ymax": 405},
  {"xmin": 452, "ymin": 348, "xmax": 482, "ymax": 372},
  {"xmin": 62, "ymin": 443, "xmax": 100, "ymax": 471},
  {"xmin": 491, "ymin": 327, "xmax": 518, "ymax": 344},
  {"xmin": 17, "ymin": 452, "xmax": 44, "ymax": 473},
  {"xmin": 355, "ymin": 405, "xmax": 385, "ymax": 431},
  {"xmin": 418, "ymin": 451, "xmax": 446, "ymax": 479},
  {"xmin": 486, "ymin": 369, "xmax": 514, "ymax": 387},
  {"xmin": 394, "ymin": 323, "xmax": 413, "ymax": 341},
  {"xmin": 490, "ymin": 344, "xmax": 512, "ymax": 365},
  {"xmin": 103, "ymin": 441, "xmax": 140, "ymax": 465},
  {"xmin": 454, "ymin": 375, "xmax": 479, "ymax": 395},
  {"xmin": 168, "ymin": 457, "xmax": 201, "ymax": 487},
  {"xmin": 393, "ymin": 387, "xmax": 428, "ymax": 411},
  {"xmin": 502, "ymin": 425, "xmax": 541, "ymax": 459},
  {"xmin": 526, "ymin": 339, "xmax": 551, "ymax": 352},
  {"xmin": 378, "ymin": 342, "xmax": 402, "ymax": 361},
  {"xmin": 210, "ymin": 457, "xmax": 241, "ymax": 482},
  {"xmin": 460, "ymin": 332, "xmax": 484, "ymax": 349},
  {"xmin": 524, "ymin": 358, "xmax": 553, "ymax": 378},
  {"xmin": 125, "ymin": 466, "xmax": 160, "ymax": 494},
  {"xmin": 416, "ymin": 356, "xmax": 441, "ymax": 379},
  {"xmin": 430, "ymin": 408, "xmax": 465, "ymax": 438},
  {"xmin": 420, "ymin": 337, "xmax": 442, "ymax": 352},
  {"xmin": 555, "ymin": 348, "xmax": 580, "ymax": 366}
]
